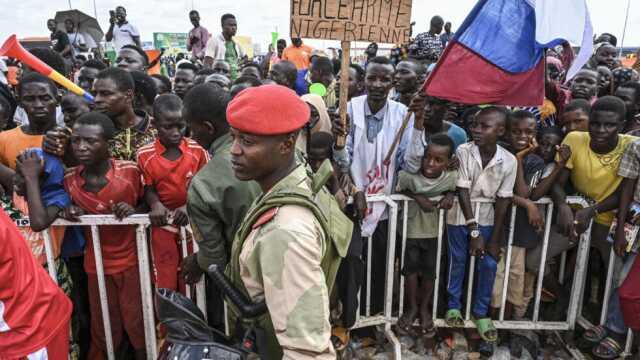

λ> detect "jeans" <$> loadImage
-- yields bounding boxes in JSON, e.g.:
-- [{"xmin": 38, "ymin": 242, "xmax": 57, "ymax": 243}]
[{"xmin": 447, "ymin": 225, "xmax": 498, "ymax": 318}]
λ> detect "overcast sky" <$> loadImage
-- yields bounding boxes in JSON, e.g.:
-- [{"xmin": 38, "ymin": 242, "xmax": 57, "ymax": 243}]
[{"xmin": 2, "ymin": 0, "xmax": 638, "ymax": 53}]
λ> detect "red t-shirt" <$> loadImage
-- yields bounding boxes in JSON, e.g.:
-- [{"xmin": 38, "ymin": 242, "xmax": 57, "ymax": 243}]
[
  {"xmin": 64, "ymin": 160, "xmax": 143, "ymax": 274},
  {"xmin": 0, "ymin": 211, "xmax": 73, "ymax": 358},
  {"xmin": 136, "ymin": 138, "xmax": 209, "ymax": 209}
]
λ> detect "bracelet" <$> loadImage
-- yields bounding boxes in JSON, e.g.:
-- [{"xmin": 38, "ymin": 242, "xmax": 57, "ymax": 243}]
[{"xmin": 465, "ymin": 218, "xmax": 478, "ymax": 226}]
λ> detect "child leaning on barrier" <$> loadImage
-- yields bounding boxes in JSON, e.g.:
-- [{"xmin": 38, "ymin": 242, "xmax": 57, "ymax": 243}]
[
  {"xmin": 445, "ymin": 106, "xmax": 516, "ymax": 344},
  {"xmin": 136, "ymin": 94, "xmax": 209, "ymax": 293},
  {"xmin": 489, "ymin": 113, "xmax": 570, "ymax": 322},
  {"xmin": 395, "ymin": 133, "xmax": 457, "ymax": 338},
  {"xmin": 60, "ymin": 112, "xmax": 147, "ymax": 359}
]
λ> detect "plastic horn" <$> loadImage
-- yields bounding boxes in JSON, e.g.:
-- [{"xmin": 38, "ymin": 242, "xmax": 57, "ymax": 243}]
[{"xmin": 0, "ymin": 34, "xmax": 94, "ymax": 102}]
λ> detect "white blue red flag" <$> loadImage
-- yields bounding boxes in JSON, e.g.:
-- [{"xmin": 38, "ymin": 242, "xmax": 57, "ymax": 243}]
[{"xmin": 424, "ymin": 0, "xmax": 593, "ymax": 106}]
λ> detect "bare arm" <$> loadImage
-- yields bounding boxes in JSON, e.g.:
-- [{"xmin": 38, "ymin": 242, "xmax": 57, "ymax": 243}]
[
  {"xmin": 490, "ymin": 197, "xmax": 512, "ymax": 244},
  {"xmin": 105, "ymin": 23, "xmax": 115, "ymax": 42},
  {"xmin": 614, "ymin": 178, "xmax": 636, "ymax": 256},
  {"xmin": 132, "ymin": 36, "xmax": 141, "ymax": 48},
  {"xmin": 457, "ymin": 187, "xmax": 474, "ymax": 222}
]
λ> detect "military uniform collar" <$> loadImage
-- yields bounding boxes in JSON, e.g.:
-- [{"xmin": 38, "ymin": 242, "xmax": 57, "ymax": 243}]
[{"xmin": 263, "ymin": 164, "xmax": 308, "ymax": 197}]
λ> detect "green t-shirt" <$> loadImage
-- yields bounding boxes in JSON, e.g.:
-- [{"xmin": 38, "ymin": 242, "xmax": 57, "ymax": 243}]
[
  {"xmin": 396, "ymin": 170, "xmax": 457, "ymax": 239},
  {"xmin": 225, "ymin": 41, "xmax": 239, "ymax": 80}
]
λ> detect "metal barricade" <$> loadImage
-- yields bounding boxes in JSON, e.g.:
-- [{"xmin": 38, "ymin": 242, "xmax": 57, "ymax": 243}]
[
  {"xmin": 17, "ymin": 215, "xmax": 176, "ymax": 360},
  {"xmin": 17, "ymin": 194, "xmax": 599, "ymax": 360}
]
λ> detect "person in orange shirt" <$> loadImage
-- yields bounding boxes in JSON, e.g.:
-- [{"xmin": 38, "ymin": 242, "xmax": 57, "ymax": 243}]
[
  {"xmin": 0, "ymin": 73, "xmax": 59, "ymax": 172},
  {"xmin": 282, "ymin": 38, "xmax": 313, "ymax": 70}
]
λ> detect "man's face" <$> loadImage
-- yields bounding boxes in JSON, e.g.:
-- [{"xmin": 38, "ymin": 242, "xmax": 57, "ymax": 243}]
[
  {"xmin": 190, "ymin": 13, "xmax": 200, "ymax": 27},
  {"xmin": 92, "ymin": 78, "xmax": 132, "ymax": 119},
  {"xmin": 212, "ymin": 61, "xmax": 231, "ymax": 78},
  {"xmin": 596, "ymin": 45, "xmax": 617, "ymax": 69},
  {"xmin": 547, "ymin": 63, "xmax": 562, "ymax": 82},
  {"xmin": 444, "ymin": 23, "xmax": 451, "ymax": 33},
  {"xmin": 182, "ymin": 108, "xmax": 214, "ymax": 149},
  {"xmin": 222, "ymin": 18, "xmax": 237, "ymax": 38},
  {"xmin": 597, "ymin": 66, "xmax": 612, "ymax": 93},
  {"xmin": 64, "ymin": 20, "xmax": 74, "ymax": 33},
  {"xmin": 431, "ymin": 19, "xmax": 444, "ymax": 34},
  {"xmin": 571, "ymin": 70, "xmax": 598, "ymax": 100},
  {"xmin": 174, "ymin": 69, "xmax": 195, "ymax": 98},
  {"xmin": 61, "ymin": 96, "xmax": 90, "ymax": 127},
  {"xmin": 421, "ymin": 143, "xmax": 450, "ymax": 179},
  {"xmin": 365, "ymin": 63, "xmax": 394, "ymax": 103},
  {"xmin": 241, "ymin": 66, "xmax": 262, "ymax": 80},
  {"xmin": 70, "ymin": 123, "xmax": 109, "ymax": 165},
  {"xmin": 277, "ymin": 41, "xmax": 286, "ymax": 54},
  {"xmin": 589, "ymin": 110, "xmax": 622, "ymax": 150},
  {"xmin": 394, "ymin": 61, "xmax": 419, "ymax": 94},
  {"xmin": 366, "ymin": 43, "xmax": 378, "ymax": 57},
  {"xmin": 615, "ymin": 87, "xmax": 639, "ymax": 119},
  {"xmin": 292, "ymin": 38, "xmax": 302, "ymax": 47},
  {"xmin": 115, "ymin": 7, "xmax": 127, "ymax": 23},
  {"xmin": 154, "ymin": 110, "xmax": 186, "ymax": 148},
  {"xmin": 229, "ymin": 128, "xmax": 294, "ymax": 182},
  {"xmin": 268, "ymin": 64, "xmax": 291, "ymax": 88},
  {"xmin": 116, "ymin": 49, "xmax": 146, "ymax": 72},
  {"xmin": 562, "ymin": 109, "xmax": 589, "ymax": 133},
  {"xmin": 307, "ymin": 146, "xmax": 330, "ymax": 173},
  {"xmin": 78, "ymin": 67, "xmax": 100, "ymax": 92},
  {"xmin": 47, "ymin": 20, "xmax": 57, "ymax": 32},
  {"xmin": 470, "ymin": 111, "xmax": 504, "ymax": 148},
  {"xmin": 509, "ymin": 117, "xmax": 537, "ymax": 152},
  {"xmin": 20, "ymin": 82, "xmax": 58, "ymax": 129},
  {"xmin": 423, "ymin": 97, "xmax": 448, "ymax": 129},
  {"xmin": 336, "ymin": 68, "xmax": 361, "ymax": 100}
]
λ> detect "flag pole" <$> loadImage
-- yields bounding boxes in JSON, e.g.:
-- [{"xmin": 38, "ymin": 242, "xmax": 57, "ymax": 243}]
[{"xmin": 619, "ymin": 0, "xmax": 631, "ymax": 57}]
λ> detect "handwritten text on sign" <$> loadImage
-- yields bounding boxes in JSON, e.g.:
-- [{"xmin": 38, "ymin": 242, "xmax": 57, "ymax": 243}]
[{"xmin": 290, "ymin": 0, "xmax": 412, "ymax": 43}]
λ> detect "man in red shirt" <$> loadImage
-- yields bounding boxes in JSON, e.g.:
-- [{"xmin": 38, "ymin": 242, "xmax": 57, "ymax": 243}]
[
  {"xmin": 136, "ymin": 94, "xmax": 209, "ymax": 291},
  {"xmin": 0, "ymin": 210, "xmax": 72, "ymax": 360},
  {"xmin": 62, "ymin": 112, "xmax": 146, "ymax": 360}
]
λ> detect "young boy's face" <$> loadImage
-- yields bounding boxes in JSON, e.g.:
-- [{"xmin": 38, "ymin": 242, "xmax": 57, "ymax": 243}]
[
  {"xmin": 70, "ymin": 123, "xmax": 109, "ymax": 166},
  {"xmin": 307, "ymin": 146, "xmax": 331, "ymax": 173},
  {"xmin": 154, "ymin": 110, "xmax": 186, "ymax": 148},
  {"xmin": 61, "ymin": 95, "xmax": 91, "ymax": 128},
  {"xmin": 470, "ymin": 111, "xmax": 505, "ymax": 148},
  {"xmin": 509, "ymin": 117, "xmax": 537, "ymax": 152},
  {"xmin": 562, "ymin": 109, "xmax": 589, "ymax": 134},
  {"xmin": 421, "ymin": 143, "xmax": 451, "ymax": 179},
  {"xmin": 538, "ymin": 133, "xmax": 563, "ymax": 163},
  {"xmin": 589, "ymin": 110, "xmax": 622, "ymax": 149}
]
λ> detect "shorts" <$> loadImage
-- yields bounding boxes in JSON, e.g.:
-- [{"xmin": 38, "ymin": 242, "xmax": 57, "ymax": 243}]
[
  {"xmin": 401, "ymin": 238, "xmax": 437, "ymax": 279},
  {"xmin": 491, "ymin": 246, "xmax": 526, "ymax": 308},
  {"xmin": 87, "ymin": 265, "xmax": 146, "ymax": 356}
]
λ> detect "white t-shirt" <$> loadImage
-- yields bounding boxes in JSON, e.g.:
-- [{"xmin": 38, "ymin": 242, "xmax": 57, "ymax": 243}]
[
  {"xmin": 67, "ymin": 32, "xmax": 86, "ymax": 54},
  {"xmin": 112, "ymin": 22, "xmax": 139, "ymax": 52}
]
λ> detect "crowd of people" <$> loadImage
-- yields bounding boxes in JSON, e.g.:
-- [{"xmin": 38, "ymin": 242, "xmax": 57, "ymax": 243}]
[{"xmin": 3, "ymin": 6, "xmax": 640, "ymax": 360}]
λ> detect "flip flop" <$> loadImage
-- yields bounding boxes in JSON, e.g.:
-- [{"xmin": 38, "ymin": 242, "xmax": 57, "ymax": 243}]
[
  {"xmin": 397, "ymin": 307, "xmax": 418, "ymax": 333},
  {"xmin": 472, "ymin": 317, "xmax": 498, "ymax": 343},
  {"xmin": 445, "ymin": 309, "xmax": 465, "ymax": 327},
  {"xmin": 592, "ymin": 337, "xmax": 623, "ymax": 359},
  {"xmin": 583, "ymin": 324, "xmax": 608, "ymax": 343},
  {"xmin": 420, "ymin": 322, "xmax": 437, "ymax": 339}
]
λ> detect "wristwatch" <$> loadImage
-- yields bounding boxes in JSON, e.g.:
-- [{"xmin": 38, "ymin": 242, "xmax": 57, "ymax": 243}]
[{"xmin": 470, "ymin": 229, "xmax": 481, "ymax": 239}]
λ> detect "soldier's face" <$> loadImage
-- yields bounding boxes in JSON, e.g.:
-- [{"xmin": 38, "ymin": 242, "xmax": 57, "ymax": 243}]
[{"xmin": 229, "ymin": 128, "xmax": 296, "ymax": 185}]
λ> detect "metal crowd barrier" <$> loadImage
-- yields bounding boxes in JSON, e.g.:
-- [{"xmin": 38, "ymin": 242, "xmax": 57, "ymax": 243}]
[{"xmin": 18, "ymin": 195, "xmax": 599, "ymax": 360}]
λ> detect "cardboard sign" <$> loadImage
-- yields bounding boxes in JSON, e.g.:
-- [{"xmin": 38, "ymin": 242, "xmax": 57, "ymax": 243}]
[{"xmin": 290, "ymin": 0, "xmax": 412, "ymax": 44}]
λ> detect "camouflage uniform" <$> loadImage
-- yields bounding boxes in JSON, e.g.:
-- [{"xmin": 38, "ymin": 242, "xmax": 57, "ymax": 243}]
[{"xmin": 228, "ymin": 162, "xmax": 352, "ymax": 359}]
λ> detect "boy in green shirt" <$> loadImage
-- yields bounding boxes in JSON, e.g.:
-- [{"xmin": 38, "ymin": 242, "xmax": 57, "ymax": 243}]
[{"xmin": 396, "ymin": 133, "xmax": 457, "ymax": 336}]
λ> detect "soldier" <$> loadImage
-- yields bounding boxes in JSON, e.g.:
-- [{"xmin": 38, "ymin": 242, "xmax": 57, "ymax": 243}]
[{"xmin": 225, "ymin": 84, "xmax": 352, "ymax": 359}]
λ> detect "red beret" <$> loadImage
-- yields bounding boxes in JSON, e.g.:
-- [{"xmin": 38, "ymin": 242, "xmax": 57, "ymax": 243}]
[{"xmin": 226, "ymin": 84, "xmax": 310, "ymax": 135}]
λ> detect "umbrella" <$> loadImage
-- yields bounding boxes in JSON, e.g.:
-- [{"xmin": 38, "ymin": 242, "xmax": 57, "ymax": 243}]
[{"xmin": 54, "ymin": 9, "xmax": 103, "ymax": 49}]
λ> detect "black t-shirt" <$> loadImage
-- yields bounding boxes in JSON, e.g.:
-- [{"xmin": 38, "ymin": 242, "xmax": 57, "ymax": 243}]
[
  {"xmin": 504, "ymin": 153, "xmax": 546, "ymax": 249},
  {"xmin": 51, "ymin": 31, "xmax": 70, "ymax": 56}
]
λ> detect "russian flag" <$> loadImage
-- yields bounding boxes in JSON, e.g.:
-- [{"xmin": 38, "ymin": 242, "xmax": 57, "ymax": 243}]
[{"xmin": 424, "ymin": 0, "xmax": 593, "ymax": 106}]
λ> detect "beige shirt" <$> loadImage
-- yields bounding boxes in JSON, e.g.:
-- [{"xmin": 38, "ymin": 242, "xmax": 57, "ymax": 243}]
[{"xmin": 447, "ymin": 142, "xmax": 517, "ymax": 226}]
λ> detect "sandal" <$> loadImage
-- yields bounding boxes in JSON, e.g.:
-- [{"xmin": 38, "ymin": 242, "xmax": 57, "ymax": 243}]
[
  {"xmin": 445, "ymin": 309, "xmax": 465, "ymax": 327},
  {"xmin": 472, "ymin": 317, "xmax": 498, "ymax": 343},
  {"xmin": 592, "ymin": 337, "xmax": 623, "ymax": 359},
  {"xmin": 583, "ymin": 324, "xmax": 608, "ymax": 343},
  {"xmin": 397, "ymin": 307, "xmax": 418, "ymax": 333},
  {"xmin": 420, "ymin": 322, "xmax": 437, "ymax": 339}
]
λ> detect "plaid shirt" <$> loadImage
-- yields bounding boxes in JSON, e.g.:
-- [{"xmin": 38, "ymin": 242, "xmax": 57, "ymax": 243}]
[
  {"xmin": 619, "ymin": 140, "xmax": 640, "ymax": 202},
  {"xmin": 408, "ymin": 32, "xmax": 443, "ymax": 62}
]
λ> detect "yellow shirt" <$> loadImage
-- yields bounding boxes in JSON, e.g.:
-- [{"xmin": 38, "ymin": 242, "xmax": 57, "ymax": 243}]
[{"xmin": 562, "ymin": 131, "xmax": 637, "ymax": 225}]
